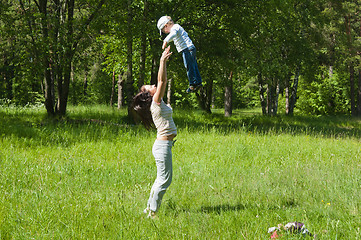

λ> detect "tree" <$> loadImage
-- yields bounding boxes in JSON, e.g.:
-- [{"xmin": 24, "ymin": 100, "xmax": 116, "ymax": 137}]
[
  {"xmin": 3, "ymin": 0, "xmax": 361, "ymax": 117},
  {"xmin": 298, "ymin": 0, "xmax": 361, "ymax": 115},
  {"xmin": 14, "ymin": 0, "xmax": 106, "ymax": 116},
  {"xmin": 0, "ymin": 1, "xmax": 44, "ymax": 105},
  {"xmin": 340, "ymin": 1, "xmax": 361, "ymax": 116}
]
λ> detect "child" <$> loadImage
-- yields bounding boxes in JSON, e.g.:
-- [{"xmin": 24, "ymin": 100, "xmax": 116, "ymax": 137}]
[{"xmin": 157, "ymin": 16, "xmax": 202, "ymax": 93}]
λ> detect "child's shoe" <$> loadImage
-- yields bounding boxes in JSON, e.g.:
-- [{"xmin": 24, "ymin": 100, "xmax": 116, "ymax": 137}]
[
  {"xmin": 147, "ymin": 210, "xmax": 158, "ymax": 219},
  {"xmin": 186, "ymin": 83, "xmax": 203, "ymax": 93}
]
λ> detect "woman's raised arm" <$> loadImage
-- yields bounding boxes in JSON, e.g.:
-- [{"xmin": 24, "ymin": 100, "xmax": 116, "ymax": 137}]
[{"xmin": 153, "ymin": 46, "xmax": 172, "ymax": 103}]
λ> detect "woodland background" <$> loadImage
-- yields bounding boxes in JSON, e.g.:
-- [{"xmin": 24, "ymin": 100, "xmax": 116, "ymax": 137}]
[{"xmin": 1, "ymin": 0, "xmax": 361, "ymax": 118}]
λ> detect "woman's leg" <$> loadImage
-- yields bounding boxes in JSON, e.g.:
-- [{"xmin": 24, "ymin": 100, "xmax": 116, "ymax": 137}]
[{"xmin": 147, "ymin": 140, "xmax": 173, "ymax": 213}]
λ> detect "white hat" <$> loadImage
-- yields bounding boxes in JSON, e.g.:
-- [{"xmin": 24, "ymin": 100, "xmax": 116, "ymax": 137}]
[{"xmin": 157, "ymin": 16, "xmax": 170, "ymax": 35}]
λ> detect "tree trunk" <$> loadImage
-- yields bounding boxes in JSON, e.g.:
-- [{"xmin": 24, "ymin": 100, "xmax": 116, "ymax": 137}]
[
  {"xmin": 56, "ymin": 0, "xmax": 74, "ymax": 116},
  {"xmin": 110, "ymin": 71, "xmax": 116, "ymax": 106},
  {"xmin": 150, "ymin": 56, "xmax": 157, "ymax": 85},
  {"xmin": 345, "ymin": 15, "xmax": 356, "ymax": 116},
  {"xmin": 357, "ymin": 70, "xmax": 361, "ymax": 116},
  {"xmin": 290, "ymin": 68, "xmax": 300, "ymax": 114},
  {"xmin": 224, "ymin": 71, "xmax": 233, "ymax": 117},
  {"xmin": 195, "ymin": 73, "xmax": 212, "ymax": 113},
  {"xmin": 36, "ymin": 0, "xmax": 55, "ymax": 115},
  {"xmin": 167, "ymin": 78, "xmax": 172, "ymax": 105},
  {"xmin": 266, "ymin": 79, "xmax": 279, "ymax": 116},
  {"xmin": 139, "ymin": 38, "xmax": 146, "ymax": 88},
  {"xmin": 197, "ymin": 77, "xmax": 213, "ymax": 114},
  {"xmin": 57, "ymin": 57, "xmax": 71, "ymax": 116},
  {"xmin": 83, "ymin": 67, "xmax": 88, "ymax": 97},
  {"xmin": 274, "ymin": 81, "xmax": 280, "ymax": 114},
  {"xmin": 350, "ymin": 64, "xmax": 356, "ymax": 116},
  {"xmin": 2, "ymin": 53, "xmax": 14, "ymax": 100},
  {"xmin": 70, "ymin": 64, "xmax": 77, "ymax": 105},
  {"xmin": 224, "ymin": 86, "xmax": 232, "ymax": 117},
  {"xmin": 211, "ymin": 93, "xmax": 215, "ymax": 109},
  {"xmin": 286, "ymin": 67, "xmax": 300, "ymax": 115},
  {"xmin": 118, "ymin": 73, "xmax": 125, "ymax": 109},
  {"xmin": 43, "ymin": 59, "xmax": 55, "ymax": 115},
  {"xmin": 126, "ymin": 0, "xmax": 134, "ymax": 119},
  {"xmin": 258, "ymin": 72, "xmax": 266, "ymax": 115},
  {"xmin": 266, "ymin": 84, "xmax": 270, "ymax": 115},
  {"xmin": 205, "ymin": 77, "xmax": 213, "ymax": 113},
  {"xmin": 285, "ymin": 76, "xmax": 290, "ymax": 114},
  {"xmin": 138, "ymin": 0, "xmax": 147, "ymax": 89},
  {"xmin": 196, "ymin": 85, "xmax": 211, "ymax": 113}
]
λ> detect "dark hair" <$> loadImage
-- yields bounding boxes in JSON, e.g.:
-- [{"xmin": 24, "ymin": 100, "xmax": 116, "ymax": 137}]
[{"xmin": 132, "ymin": 91, "xmax": 154, "ymax": 130}]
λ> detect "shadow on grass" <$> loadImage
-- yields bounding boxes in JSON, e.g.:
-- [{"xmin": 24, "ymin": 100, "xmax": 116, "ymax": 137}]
[
  {"xmin": 0, "ymin": 108, "xmax": 135, "ymax": 146},
  {"xmin": 174, "ymin": 111, "xmax": 361, "ymax": 139},
  {"xmin": 1, "ymin": 107, "xmax": 360, "ymax": 148},
  {"xmin": 0, "ymin": 110, "xmax": 43, "ymax": 139},
  {"xmin": 200, "ymin": 204, "xmax": 246, "ymax": 214},
  {"xmin": 199, "ymin": 198, "xmax": 298, "ymax": 215}
]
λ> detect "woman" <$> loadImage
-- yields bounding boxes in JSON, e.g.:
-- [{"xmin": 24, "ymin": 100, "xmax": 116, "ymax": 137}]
[{"xmin": 132, "ymin": 46, "xmax": 176, "ymax": 219}]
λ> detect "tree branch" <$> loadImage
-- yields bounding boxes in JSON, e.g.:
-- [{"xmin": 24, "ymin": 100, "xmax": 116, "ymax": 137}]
[
  {"xmin": 33, "ymin": 0, "xmax": 40, "ymax": 10},
  {"xmin": 19, "ymin": 0, "xmax": 38, "ymax": 53},
  {"xmin": 72, "ymin": 0, "xmax": 106, "ymax": 53}
]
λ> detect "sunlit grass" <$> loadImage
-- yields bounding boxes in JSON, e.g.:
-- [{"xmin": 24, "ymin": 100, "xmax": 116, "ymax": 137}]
[{"xmin": 0, "ymin": 105, "xmax": 360, "ymax": 239}]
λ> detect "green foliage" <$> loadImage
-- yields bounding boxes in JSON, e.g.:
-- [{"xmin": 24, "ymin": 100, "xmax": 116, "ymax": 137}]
[
  {"xmin": 69, "ymin": 60, "xmax": 112, "ymax": 105},
  {"xmin": 298, "ymin": 66, "xmax": 350, "ymax": 115},
  {"xmin": 1, "ymin": 0, "xmax": 361, "ymax": 115}
]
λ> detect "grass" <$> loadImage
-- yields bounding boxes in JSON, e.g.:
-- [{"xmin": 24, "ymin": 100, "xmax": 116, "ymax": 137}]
[{"xmin": 0, "ymin": 104, "xmax": 360, "ymax": 239}]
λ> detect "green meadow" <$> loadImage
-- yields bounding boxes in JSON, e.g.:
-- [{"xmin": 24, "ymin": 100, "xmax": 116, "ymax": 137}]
[{"xmin": 0, "ymin": 105, "xmax": 360, "ymax": 239}]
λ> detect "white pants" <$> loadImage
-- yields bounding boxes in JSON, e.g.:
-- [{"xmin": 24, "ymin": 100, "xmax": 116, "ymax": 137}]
[{"xmin": 147, "ymin": 139, "xmax": 173, "ymax": 212}]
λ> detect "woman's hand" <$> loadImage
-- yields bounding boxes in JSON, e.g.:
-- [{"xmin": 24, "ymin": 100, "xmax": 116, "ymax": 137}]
[{"xmin": 161, "ymin": 46, "xmax": 172, "ymax": 62}]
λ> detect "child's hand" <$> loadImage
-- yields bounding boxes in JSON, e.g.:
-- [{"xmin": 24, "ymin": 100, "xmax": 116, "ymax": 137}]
[{"xmin": 162, "ymin": 41, "xmax": 168, "ymax": 50}]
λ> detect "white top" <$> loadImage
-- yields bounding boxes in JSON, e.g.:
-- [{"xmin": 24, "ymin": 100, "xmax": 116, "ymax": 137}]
[
  {"xmin": 164, "ymin": 24, "xmax": 194, "ymax": 52},
  {"xmin": 151, "ymin": 100, "xmax": 177, "ymax": 138}
]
